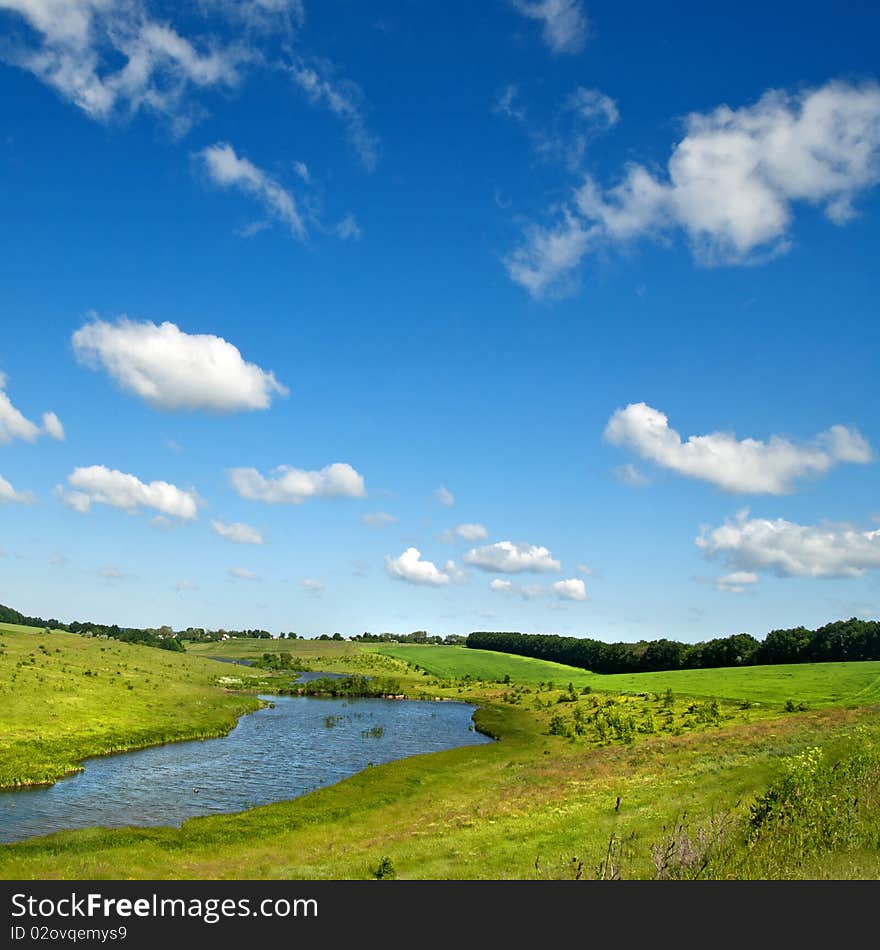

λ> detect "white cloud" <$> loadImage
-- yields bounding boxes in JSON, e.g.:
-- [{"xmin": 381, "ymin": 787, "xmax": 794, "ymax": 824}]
[
  {"xmin": 229, "ymin": 462, "xmax": 366, "ymax": 504},
  {"xmin": 613, "ymin": 462, "xmax": 651, "ymax": 487},
  {"xmin": 494, "ymin": 84, "xmax": 525, "ymax": 122},
  {"xmin": 521, "ymin": 583, "xmax": 546, "ymax": 599},
  {"xmin": 507, "ymin": 80, "xmax": 880, "ymax": 297},
  {"xmin": 197, "ymin": 142, "xmax": 306, "ymax": 239},
  {"xmin": 510, "ymin": 0, "xmax": 589, "ymax": 55},
  {"xmin": 441, "ymin": 523, "xmax": 489, "ymax": 543},
  {"xmin": 97, "ymin": 565, "xmax": 123, "ymax": 580},
  {"xmin": 576, "ymin": 563, "xmax": 592, "ymax": 575},
  {"xmin": 605, "ymin": 403, "xmax": 872, "ymax": 494},
  {"xmin": 0, "ymin": 373, "xmax": 64, "ymax": 444},
  {"xmin": 288, "ymin": 57, "xmax": 379, "ymax": 170},
  {"xmin": 205, "ymin": 0, "xmax": 305, "ymax": 33},
  {"xmin": 301, "ymin": 578, "xmax": 323, "ymax": 593},
  {"xmin": 552, "ymin": 577, "xmax": 587, "ymax": 601},
  {"xmin": 361, "ymin": 511, "xmax": 397, "ymax": 528},
  {"xmin": 489, "ymin": 578, "xmax": 513, "ymax": 592},
  {"xmin": 58, "ymin": 465, "xmax": 199, "ymax": 519},
  {"xmin": 335, "ymin": 214, "xmax": 362, "ymax": 240},
  {"xmin": 211, "ymin": 519, "xmax": 265, "ymax": 545},
  {"xmin": 697, "ymin": 510, "xmax": 880, "ymax": 578},
  {"xmin": 503, "ymin": 211, "xmax": 590, "ymax": 299},
  {"xmin": 175, "ymin": 578, "xmax": 198, "ymax": 592},
  {"xmin": 463, "ymin": 540, "xmax": 561, "ymax": 573},
  {"xmin": 716, "ymin": 571, "xmax": 759, "ymax": 594},
  {"xmin": 385, "ymin": 547, "xmax": 457, "ymax": 586},
  {"xmin": 567, "ymin": 86, "xmax": 618, "ymax": 129},
  {"xmin": 72, "ymin": 316, "xmax": 288, "ymax": 412},
  {"xmin": 42, "ymin": 411, "xmax": 65, "ymax": 441},
  {"xmin": 0, "ymin": 0, "xmax": 244, "ymax": 130},
  {"xmin": 292, "ymin": 159, "xmax": 310, "ymax": 181},
  {"xmin": 0, "ymin": 474, "xmax": 37, "ymax": 505},
  {"xmin": 229, "ymin": 566, "xmax": 258, "ymax": 580},
  {"xmin": 435, "ymin": 484, "xmax": 455, "ymax": 507}
]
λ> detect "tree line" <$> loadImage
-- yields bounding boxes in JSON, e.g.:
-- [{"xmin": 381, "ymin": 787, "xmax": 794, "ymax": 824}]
[
  {"xmin": 466, "ymin": 618, "xmax": 880, "ymax": 673},
  {"xmin": 0, "ymin": 603, "xmax": 277, "ymax": 651}
]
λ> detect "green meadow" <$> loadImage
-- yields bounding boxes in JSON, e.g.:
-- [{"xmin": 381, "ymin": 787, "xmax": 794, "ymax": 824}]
[
  {"xmin": 374, "ymin": 643, "xmax": 880, "ymax": 707},
  {"xmin": 2, "ymin": 630, "xmax": 880, "ymax": 879}
]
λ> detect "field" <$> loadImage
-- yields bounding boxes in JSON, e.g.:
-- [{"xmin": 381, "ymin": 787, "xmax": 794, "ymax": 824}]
[
  {"xmin": 0, "ymin": 622, "xmax": 264, "ymax": 787},
  {"xmin": 2, "ymin": 631, "xmax": 880, "ymax": 879},
  {"xmin": 375, "ymin": 643, "xmax": 880, "ymax": 707}
]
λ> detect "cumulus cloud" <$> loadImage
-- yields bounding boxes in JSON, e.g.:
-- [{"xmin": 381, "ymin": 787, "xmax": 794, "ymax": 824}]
[
  {"xmin": 506, "ymin": 80, "xmax": 880, "ymax": 297},
  {"xmin": 229, "ymin": 462, "xmax": 366, "ymax": 504},
  {"xmin": 0, "ymin": 0, "xmax": 244, "ymax": 131},
  {"xmin": 72, "ymin": 316, "xmax": 288, "ymax": 412},
  {"xmin": 0, "ymin": 373, "xmax": 64, "ymax": 444},
  {"xmin": 489, "ymin": 578, "xmax": 514, "ymax": 592},
  {"xmin": 229, "ymin": 566, "xmax": 258, "ymax": 580},
  {"xmin": 441, "ymin": 523, "xmax": 489, "ymax": 543},
  {"xmin": 288, "ymin": 57, "xmax": 379, "ymax": 171},
  {"xmin": 385, "ymin": 547, "xmax": 458, "ymax": 586},
  {"xmin": 301, "ymin": 578, "xmax": 324, "ymax": 593},
  {"xmin": 510, "ymin": 0, "xmax": 589, "ymax": 55},
  {"xmin": 463, "ymin": 540, "xmax": 561, "ymax": 573},
  {"xmin": 97, "ymin": 565, "xmax": 123, "ymax": 580},
  {"xmin": 0, "ymin": 474, "xmax": 37, "ymax": 505},
  {"xmin": 58, "ymin": 465, "xmax": 199, "ymax": 519},
  {"xmin": 697, "ymin": 510, "xmax": 880, "ymax": 578},
  {"xmin": 552, "ymin": 577, "xmax": 587, "ymax": 601},
  {"xmin": 175, "ymin": 579, "xmax": 198, "ymax": 592},
  {"xmin": 576, "ymin": 563, "xmax": 592, "ymax": 575},
  {"xmin": 605, "ymin": 403, "xmax": 872, "ymax": 494},
  {"xmin": 716, "ymin": 571, "xmax": 759, "ymax": 594},
  {"xmin": 197, "ymin": 142, "xmax": 306, "ymax": 239},
  {"xmin": 211, "ymin": 519, "xmax": 265, "ymax": 545},
  {"xmin": 435, "ymin": 484, "xmax": 455, "ymax": 507}
]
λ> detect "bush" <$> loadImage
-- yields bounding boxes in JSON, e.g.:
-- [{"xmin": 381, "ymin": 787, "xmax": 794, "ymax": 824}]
[{"xmin": 373, "ymin": 856, "xmax": 396, "ymax": 880}]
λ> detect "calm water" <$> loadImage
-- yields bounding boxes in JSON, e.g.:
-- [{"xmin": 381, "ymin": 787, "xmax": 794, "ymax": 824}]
[{"xmin": 0, "ymin": 695, "xmax": 490, "ymax": 843}]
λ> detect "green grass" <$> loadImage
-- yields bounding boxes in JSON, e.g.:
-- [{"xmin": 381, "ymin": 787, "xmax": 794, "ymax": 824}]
[
  {"xmin": 0, "ymin": 623, "xmax": 265, "ymax": 787},
  {"xmin": 186, "ymin": 638, "xmax": 362, "ymax": 661},
  {"xmin": 375, "ymin": 644, "xmax": 880, "ymax": 707},
  {"xmin": 5, "ymin": 631, "xmax": 880, "ymax": 879}
]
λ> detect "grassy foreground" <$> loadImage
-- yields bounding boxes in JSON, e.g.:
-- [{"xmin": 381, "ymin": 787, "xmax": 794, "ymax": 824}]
[
  {"xmin": 3, "ymin": 637, "xmax": 880, "ymax": 878},
  {"xmin": 0, "ymin": 622, "xmax": 265, "ymax": 787}
]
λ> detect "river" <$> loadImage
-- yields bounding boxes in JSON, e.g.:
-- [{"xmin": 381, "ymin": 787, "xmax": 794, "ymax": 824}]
[{"xmin": 0, "ymin": 694, "xmax": 490, "ymax": 843}]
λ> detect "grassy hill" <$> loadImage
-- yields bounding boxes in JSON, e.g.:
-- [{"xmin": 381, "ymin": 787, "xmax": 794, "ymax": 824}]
[{"xmin": 0, "ymin": 621, "xmax": 264, "ymax": 787}]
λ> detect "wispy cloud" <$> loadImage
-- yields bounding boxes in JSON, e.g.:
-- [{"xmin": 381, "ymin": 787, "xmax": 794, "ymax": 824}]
[
  {"xmin": 212, "ymin": 519, "xmax": 266, "ymax": 545},
  {"xmin": 197, "ymin": 142, "xmax": 307, "ymax": 239},
  {"xmin": 288, "ymin": 57, "xmax": 380, "ymax": 170},
  {"xmin": 509, "ymin": 0, "xmax": 589, "ymax": 55}
]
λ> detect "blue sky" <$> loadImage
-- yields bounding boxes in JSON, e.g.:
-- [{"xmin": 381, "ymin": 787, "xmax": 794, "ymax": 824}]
[{"xmin": 1, "ymin": 0, "xmax": 878, "ymax": 640}]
